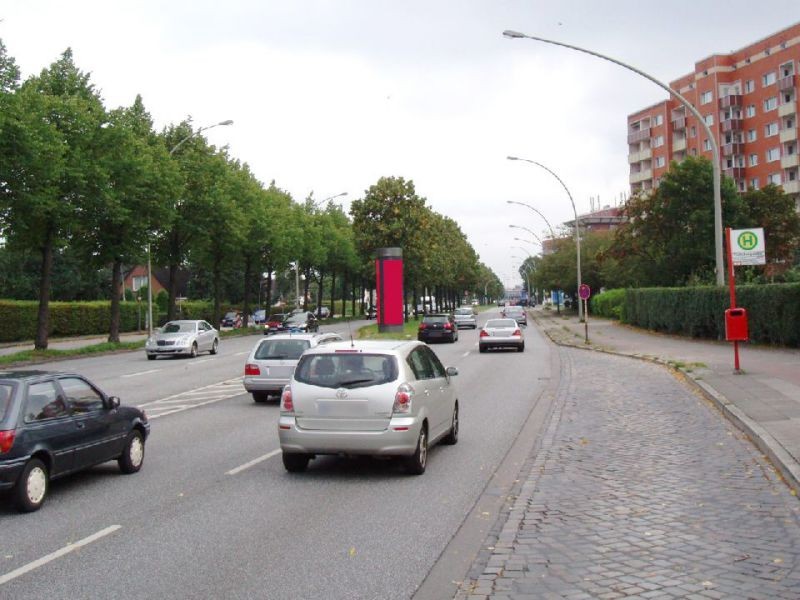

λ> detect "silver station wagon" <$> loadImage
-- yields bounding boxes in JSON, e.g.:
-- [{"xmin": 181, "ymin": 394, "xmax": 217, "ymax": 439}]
[
  {"xmin": 278, "ymin": 340, "xmax": 459, "ymax": 474},
  {"xmin": 244, "ymin": 332, "xmax": 342, "ymax": 402}
]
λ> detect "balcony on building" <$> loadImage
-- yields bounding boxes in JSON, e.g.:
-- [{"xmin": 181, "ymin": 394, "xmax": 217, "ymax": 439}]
[
  {"xmin": 778, "ymin": 74, "xmax": 796, "ymax": 92},
  {"xmin": 722, "ymin": 142, "xmax": 743, "ymax": 157},
  {"xmin": 671, "ymin": 116, "xmax": 686, "ymax": 130},
  {"xmin": 779, "ymin": 100, "xmax": 797, "ymax": 117},
  {"xmin": 781, "ymin": 153, "xmax": 800, "ymax": 169},
  {"xmin": 721, "ymin": 117, "xmax": 742, "ymax": 133},
  {"xmin": 719, "ymin": 93, "xmax": 742, "ymax": 109},
  {"xmin": 627, "ymin": 127, "xmax": 651, "ymax": 144},
  {"xmin": 630, "ymin": 168, "xmax": 653, "ymax": 184},
  {"xmin": 780, "ymin": 127, "xmax": 798, "ymax": 143},
  {"xmin": 783, "ymin": 179, "xmax": 800, "ymax": 194},
  {"xmin": 628, "ymin": 147, "xmax": 652, "ymax": 164},
  {"xmin": 672, "ymin": 136, "xmax": 687, "ymax": 152},
  {"xmin": 723, "ymin": 166, "xmax": 745, "ymax": 180}
]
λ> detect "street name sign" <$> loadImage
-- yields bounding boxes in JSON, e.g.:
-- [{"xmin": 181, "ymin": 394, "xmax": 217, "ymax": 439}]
[{"xmin": 731, "ymin": 228, "xmax": 766, "ymax": 266}]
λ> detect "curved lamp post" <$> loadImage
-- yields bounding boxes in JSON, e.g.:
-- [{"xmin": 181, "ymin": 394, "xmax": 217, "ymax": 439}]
[
  {"xmin": 509, "ymin": 224, "xmax": 544, "ymax": 246},
  {"xmin": 310, "ymin": 191, "xmax": 348, "ymax": 209},
  {"xmin": 506, "ymin": 200, "xmax": 557, "ymax": 240},
  {"xmin": 503, "ymin": 29, "xmax": 723, "ymax": 286},
  {"xmin": 146, "ymin": 119, "xmax": 234, "ymax": 335},
  {"xmin": 508, "ymin": 155, "xmax": 583, "ymax": 320}
]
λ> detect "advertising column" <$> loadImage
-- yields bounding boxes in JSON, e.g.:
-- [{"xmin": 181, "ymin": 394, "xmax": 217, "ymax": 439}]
[{"xmin": 375, "ymin": 247, "xmax": 404, "ymax": 333}]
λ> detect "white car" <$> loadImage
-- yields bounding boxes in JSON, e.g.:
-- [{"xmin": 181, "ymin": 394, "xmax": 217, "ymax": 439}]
[
  {"xmin": 145, "ymin": 320, "xmax": 219, "ymax": 360},
  {"xmin": 479, "ymin": 318, "xmax": 525, "ymax": 353},
  {"xmin": 278, "ymin": 340, "xmax": 459, "ymax": 474},
  {"xmin": 453, "ymin": 307, "xmax": 477, "ymax": 329}
]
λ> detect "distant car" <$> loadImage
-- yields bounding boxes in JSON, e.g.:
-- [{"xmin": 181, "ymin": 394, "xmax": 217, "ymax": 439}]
[
  {"xmin": 0, "ymin": 371, "xmax": 149, "ymax": 512},
  {"xmin": 479, "ymin": 318, "xmax": 525, "ymax": 353},
  {"xmin": 316, "ymin": 306, "xmax": 331, "ymax": 319},
  {"xmin": 283, "ymin": 311, "xmax": 319, "ymax": 333},
  {"xmin": 145, "ymin": 320, "xmax": 219, "ymax": 359},
  {"xmin": 501, "ymin": 305, "xmax": 527, "ymax": 326},
  {"xmin": 471, "ymin": 299, "xmax": 479, "ymax": 306},
  {"xmin": 264, "ymin": 313, "xmax": 288, "ymax": 335},
  {"xmin": 453, "ymin": 307, "xmax": 477, "ymax": 329},
  {"xmin": 497, "ymin": 299, "xmax": 506, "ymax": 307},
  {"xmin": 278, "ymin": 340, "xmax": 459, "ymax": 473},
  {"xmin": 244, "ymin": 332, "xmax": 343, "ymax": 402},
  {"xmin": 365, "ymin": 306, "xmax": 377, "ymax": 319},
  {"xmin": 418, "ymin": 314, "xmax": 458, "ymax": 343},
  {"xmin": 253, "ymin": 309, "xmax": 267, "ymax": 324},
  {"xmin": 220, "ymin": 311, "xmax": 243, "ymax": 328}
]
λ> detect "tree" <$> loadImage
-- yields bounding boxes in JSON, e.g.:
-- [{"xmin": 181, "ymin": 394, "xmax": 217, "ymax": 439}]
[{"xmin": 0, "ymin": 49, "xmax": 107, "ymax": 348}]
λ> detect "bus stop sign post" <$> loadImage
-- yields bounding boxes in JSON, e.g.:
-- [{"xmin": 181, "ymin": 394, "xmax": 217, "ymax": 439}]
[{"xmin": 578, "ymin": 284, "xmax": 591, "ymax": 344}]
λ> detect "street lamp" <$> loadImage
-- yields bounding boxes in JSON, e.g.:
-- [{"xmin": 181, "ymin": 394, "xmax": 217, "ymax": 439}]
[
  {"xmin": 509, "ymin": 224, "xmax": 544, "ymax": 246},
  {"xmin": 146, "ymin": 119, "xmax": 234, "ymax": 335},
  {"xmin": 503, "ymin": 29, "xmax": 723, "ymax": 286},
  {"xmin": 310, "ymin": 191, "xmax": 348, "ymax": 208},
  {"xmin": 508, "ymin": 156, "xmax": 583, "ymax": 320},
  {"xmin": 506, "ymin": 200, "xmax": 557, "ymax": 240}
]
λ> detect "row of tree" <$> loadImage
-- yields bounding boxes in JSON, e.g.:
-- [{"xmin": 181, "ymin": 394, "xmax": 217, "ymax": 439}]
[
  {"xmin": 0, "ymin": 41, "xmax": 503, "ymax": 349},
  {"xmin": 520, "ymin": 157, "xmax": 800, "ymax": 299}
]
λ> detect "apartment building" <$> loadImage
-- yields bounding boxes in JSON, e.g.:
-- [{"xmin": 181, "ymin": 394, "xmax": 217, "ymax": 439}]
[{"xmin": 628, "ymin": 22, "xmax": 800, "ymax": 203}]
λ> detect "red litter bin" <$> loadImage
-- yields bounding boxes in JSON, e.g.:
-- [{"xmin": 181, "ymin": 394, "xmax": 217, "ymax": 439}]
[{"xmin": 724, "ymin": 308, "xmax": 749, "ymax": 342}]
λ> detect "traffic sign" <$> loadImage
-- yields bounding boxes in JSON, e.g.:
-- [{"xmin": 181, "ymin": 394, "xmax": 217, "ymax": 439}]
[
  {"xmin": 731, "ymin": 228, "xmax": 766, "ymax": 266},
  {"xmin": 578, "ymin": 284, "xmax": 591, "ymax": 300}
]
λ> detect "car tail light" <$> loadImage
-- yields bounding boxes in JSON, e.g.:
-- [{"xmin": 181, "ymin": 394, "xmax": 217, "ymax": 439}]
[
  {"xmin": 418, "ymin": 323, "xmax": 426, "ymax": 330},
  {"xmin": 0, "ymin": 430, "xmax": 15, "ymax": 454},
  {"xmin": 280, "ymin": 386, "xmax": 294, "ymax": 413},
  {"xmin": 444, "ymin": 322, "xmax": 452, "ymax": 330},
  {"xmin": 513, "ymin": 329, "xmax": 522, "ymax": 337},
  {"xmin": 392, "ymin": 383, "xmax": 414, "ymax": 414},
  {"xmin": 245, "ymin": 363, "xmax": 260, "ymax": 376},
  {"xmin": 479, "ymin": 330, "xmax": 489, "ymax": 337}
]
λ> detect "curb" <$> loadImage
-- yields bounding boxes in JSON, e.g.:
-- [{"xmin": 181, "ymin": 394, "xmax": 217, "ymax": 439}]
[{"xmin": 531, "ymin": 312, "xmax": 800, "ymax": 497}]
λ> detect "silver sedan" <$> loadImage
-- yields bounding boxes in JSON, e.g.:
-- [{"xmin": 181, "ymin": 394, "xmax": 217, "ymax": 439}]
[
  {"xmin": 453, "ymin": 307, "xmax": 477, "ymax": 329},
  {"xmin": 478, "ymin": 318, "xmax": 525, "ymax": 353},
  {"xmin": 145, "ymin": 320, "xmax": 219, "ymax": 360}
]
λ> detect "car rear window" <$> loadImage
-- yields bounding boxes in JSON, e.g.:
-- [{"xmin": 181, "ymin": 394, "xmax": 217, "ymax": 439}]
[
  {"xmin": 486, "ymin": 319, "xmax": 518, "ymax": 328},
  {"xmin": 295, "ymin": 353, "xmax": 399, "ymax": 389},
  {"xmin": 255, "ymin": 339, "xmax": 311, "ymax": 360},
  {"xmin": 423, "ymin": 316, "xmax": 449, "ymax": 324},
  {"xmin": 0, "ymin": 384, "xmax": 12, "ymax": 420},
  {"xmin": 454, "ymin": 308, "xmax": 472, "ymax": 315},
  {"xmin": 505, "ymin": 307, "xmax": 523, "ymax": 314}
]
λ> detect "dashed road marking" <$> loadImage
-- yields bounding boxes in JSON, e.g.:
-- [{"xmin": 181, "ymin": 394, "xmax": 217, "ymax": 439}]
[
  {"xmin": 226, "ymin": 449, "xmax": 281, "ymax": 475},
  {"xmin": 141, "ymin": 376, "xmax": 246, "ymax": 419},
  {"xmin": 121, "ymin": 368, "xmax": 162, "ymax": 378},
  {"xmin": 462, "ymin": 351, "xmax": 470, "ymax": 358}
]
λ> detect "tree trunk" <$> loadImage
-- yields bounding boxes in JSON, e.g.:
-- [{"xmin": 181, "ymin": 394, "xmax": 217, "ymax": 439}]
[
  {"xmin": 265, "ymin": 264, "xmax": 274, "ymax": 312},
  {"xmin": 330, "ymin": 270, "xmax": 336, "ymax": 318},
  {"xmin": 302, "ymin": 268, "xmax": 311, "ymax": 311},
  {"xmin": 108, "ymin": 257, "xmax": 122, "ymax": 343},
  {"xmin": 413, "ymin": 288, "xmax": 418, "ymax": 318},
  {"xmin": 212, "ymin": 253, "xmax": 222, "ymax": 327},
  {"xmin": 351, "ymin": 277, "xmax": 356, "ymax": 318},
  {"xmin": 166, "ymin": 230, "xmax": 181, "ymax": 321},
  {"xmin": 242, "ymin": 255, "xmax": 253, "ymax": 328},
  {"xmin": 34, "ymin": 227, "xmax": 55, "ymax": 350},
  {"xmin": 316, "ymin": 271, "xmax": 325, "ymax": 316}
]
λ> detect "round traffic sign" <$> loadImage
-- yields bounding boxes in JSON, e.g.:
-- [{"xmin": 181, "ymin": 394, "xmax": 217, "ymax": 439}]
[{"xmin": 578, "ymin": 284, "xmax": 591, "ymax": 300}]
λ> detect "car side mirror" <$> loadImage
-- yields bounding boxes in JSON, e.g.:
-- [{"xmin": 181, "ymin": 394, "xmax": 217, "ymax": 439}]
[
  {"xmin": 446, "ymin": 366, "xmax": 458, "ymax": 377},
  {"xmin": 107, "ymin": 396, "xmax": 121, "ymax": 409}
]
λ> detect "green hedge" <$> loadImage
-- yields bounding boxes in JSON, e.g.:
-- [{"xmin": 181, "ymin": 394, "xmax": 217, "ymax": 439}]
[
  {"xmin": 621, "ymin": 284, "xmax": 800, "ymax": 347},
  {"xmin": 590, "ymin": 289, "xmax": 626, "ymax": 320}
]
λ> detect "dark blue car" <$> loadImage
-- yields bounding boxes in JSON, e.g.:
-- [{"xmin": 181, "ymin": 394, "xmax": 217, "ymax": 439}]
[{"xmin": 0, "ymin": 371, "xmax": 150, "ymax": 512}]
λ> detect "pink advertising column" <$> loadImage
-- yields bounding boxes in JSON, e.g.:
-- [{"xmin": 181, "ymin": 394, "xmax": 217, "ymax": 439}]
[{"xmin": 375, "ymin": 247, "xmax": 404, "ymax": 333}]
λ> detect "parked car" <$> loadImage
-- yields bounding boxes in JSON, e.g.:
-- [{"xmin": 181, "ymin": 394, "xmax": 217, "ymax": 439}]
[
  {"xmin": 0, "ymin": 371, "xmax": 150, "ymax": 512},
  {"xmin": 316, "ymin": 306, "xmax": 331, "ymax": 319},
  {"xmin": 145, "ymin": 320, "xmax": 219, "ymax": 359},
  {"xmin": 253, "ymin": 309, "xmax": 267, "ymax": 324},
  {"xmin": 417, "ymin": 313, "xmax": 458, "ymax": 343},
  {"xmin": 220, "ymin": 311, "xmax": 243, "ymax": 328},
  {"xmin": 453, "ymin": 307, "xmax": 477, "ymax": 329},
  {"xmin": 244, "ymin": 332, "xmax": 343, "ymax": 402},
  {"xmin": 278, "ymin": 340, "xmax": 459, "ymax": 474},
  {"xmin": 501, "ymin": 305, "xmax": 528, "ymax": 326},
  {"xmin": 479, "ymin": 318, "xmax": 525, "ymax": 353},
  {"xmin": 365, "ymin": 305, "xmax": 377, "ymax": 319},
  {"xmin": 283, "ymin": 311, "xmax": 319, "ymax": 333},
  {"xmin": 264, "ymin": 313, "xmax": 288, "ymax": 335}
]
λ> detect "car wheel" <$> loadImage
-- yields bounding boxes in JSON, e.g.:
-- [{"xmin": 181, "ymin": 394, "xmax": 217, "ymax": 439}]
[
  {"xmin": 14, "ymin": 458, "xmax": 49, "ymax": 513},
  {"xmin": 118, "ymin": 430, "xmax": 145, "ymax": 474},
  {"xmin": 210, "ymin": 338, "xmax": 219, "ymax": 355},
  {"xmin": 147, "ymin": 354, "xmax": 156, "ymax": 361},
  {"xmin": 282, "ymin": 452, "xmax": 311, "ymax": 472},
  {"xmin": 190, "ymin": 343, "xmax": 198, "ymax": 358},
  {"xmin": 252, "ymin": 392, "xmax": 270, "ymax": 403},
  {"xmin": 518, "ymin": 343, "xmax": 525, "ymax": 353},
  {"xmin": 404, "ymin": 425, "xmax": 428, "ymax": 475},
  {"xmin": 442, "ymin": 402, "xmax": 459, "ymax": 445}
]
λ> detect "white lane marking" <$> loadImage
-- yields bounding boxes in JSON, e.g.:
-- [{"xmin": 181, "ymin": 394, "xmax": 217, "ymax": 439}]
[
  {"xmin": 186, "ymin": 357, "xmax": 215, "ymax": 366},
  {"xmin": 140, "ymin": 377, "xmax": 243, "ymax": 407},
  {"xmin": 0, "ymin": 525, "xmax": 121, "ymax": 586},
  {"xmin": 121, "ymin": 368, "xmax": 162, "ymax": 379},
  {"xmin": 462, "ymin": 352, "xmax": 470, "ymax": 358},
  {"xmin": 234, "ymin": 351, "xmax": 250, "ymax": 356},
  {"xmin": 226, "ymin": 449, "xmax": 281, "ymax": 475}
]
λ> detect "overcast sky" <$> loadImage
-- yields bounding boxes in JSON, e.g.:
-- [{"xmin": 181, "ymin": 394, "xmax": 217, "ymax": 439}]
[{"xmin": 1, "ymin": 1, "xmax": 797, "ymax": 286}]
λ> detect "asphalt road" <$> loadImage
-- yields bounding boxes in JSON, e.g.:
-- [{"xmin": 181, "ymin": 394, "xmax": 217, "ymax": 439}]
[{"xmin": 0, "ymin": 311, "xmax": 551, "ymax": 599}]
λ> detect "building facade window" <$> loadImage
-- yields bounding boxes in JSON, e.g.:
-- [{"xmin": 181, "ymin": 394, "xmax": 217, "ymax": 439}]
[
  {"xmin": 653, "ymin": 114, "xmax": 663, "ymax": 126},
  {"xmin": 749, "ymin": 153, "xmax": 758, "ymax": 166},
  {"xmin": 764, "ymin": 97, "xmax": 778, "ymax": 111},
  {"xmin": 132, "ymin": 276, "xmax": 148, "ymax": 291},
  {"xmin": 655, "ymin": 156, "xmax": 665, "ymax": 168},
  {"xmin": 703, "ymin": 114, "xmax": 714, "ymax": 125},
  {"xmin": 700, "ymin": 90, "xmax": 713, "ymax": 104},
  {"xmin": 703, "ymin": 139, "xmax": 711, "ymax": 151},
  {"xmin": 653, "ymin": 135, "xmax": 664, "ymax": 148},
  {"xmin": 744, "ymin": 80, "xmax": 755, "ymax": 93},
  {"xmin": 762, "ymin": 71, "xmax": 777, "ymax": 86},
  {"xmin": 690, "ymin": 126, "xmax": 697, "ymax": 138},
  {"xmin": 765, "ymin": 122, "xmax": 779, "ymax": 136},
  {"xmin": 750, "ymin": 178, "xmax": 759, "ymax": 190},
  {"xmin": 746, "ymin": 105, "xmax": 756, "ymax": 117},
  {"xmin": 767, "ymin": 172, "xmax": 782, "ymax": 185},
  {"xmin": 766, "ymin": 147, "xmax": 781, "ymax": 162},
  {"xmin": 747, "ymin": 129, "xmax": 757, "ymax": 141}
]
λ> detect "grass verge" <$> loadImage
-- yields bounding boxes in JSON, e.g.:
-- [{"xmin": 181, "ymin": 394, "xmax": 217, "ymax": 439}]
[{"xmin": 357, "ymin": 317, "xmax": 422, "ymax": 340}]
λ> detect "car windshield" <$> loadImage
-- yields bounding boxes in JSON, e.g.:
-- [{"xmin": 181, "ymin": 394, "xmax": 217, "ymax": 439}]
[
  {"xmin": 0, "ymin": 383, "xmax": 12, "ymax": 420},
  {"xmin": 162, "ymin": 322, "xmax": 195, "ymax": 333},
  {"xmin": 295, "ymin": 353, "xmax": 399, "ymax": 389},
  {"xmin": 224, "ymin": 312, "xmax": 238, "ymax": 319},
  {"xmin": 285, "ymin": 314, "xmax": 307, "ymax": 324},
  {"xmin": 455, "ymin": 308, "xmax": 473, "ymax": 315},
  {"xmin": 423, "ymin": 316, "xmax": 449, "ymax": 324},
  {"xmin": 255, "ymin": 339, "xmax": 310, "ymax": 360},
  {"xmin": 486, "ymin": 319, "xmax": 518, "ymax": 329}
]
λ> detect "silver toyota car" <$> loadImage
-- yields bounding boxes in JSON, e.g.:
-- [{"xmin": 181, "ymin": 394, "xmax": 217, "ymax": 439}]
[{"xmin": 278, "ymin": 340, "xmax": 459, "ymax": 474}]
